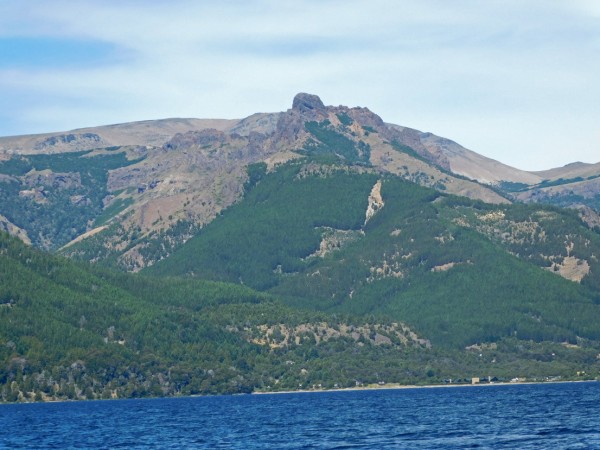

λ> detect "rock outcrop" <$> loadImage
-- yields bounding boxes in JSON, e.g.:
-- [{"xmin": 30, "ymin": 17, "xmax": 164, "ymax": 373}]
[
  {"xmin": 24, "ymin": 170, "xmax": 82, "ymax": 190},
  {"xmin": 292, "ymin": 92, "xmax": 326, "ymax": 114},
  {"xmin": 0, "ymin": 214, "xmax": 31, "ymax": 245}
]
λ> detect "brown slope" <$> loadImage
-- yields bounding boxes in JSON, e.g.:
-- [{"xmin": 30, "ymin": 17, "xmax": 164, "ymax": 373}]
[
  {"xmin": 531, "ymin": 161, "xmax": 600, "ymax": 181},
  {"xmin": 2, "ymin": 93, "xmax": 511, "ymax": 270},
  {"xmin": 0, "ymin": 118, "xmax": 239, "ymax": 155},
  {"xmin": 417, "ymin": 132, "xmax": 542, "ymax": 185}
]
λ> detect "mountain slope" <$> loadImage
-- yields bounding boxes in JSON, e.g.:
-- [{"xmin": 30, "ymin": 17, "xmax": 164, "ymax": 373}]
[
  {"xmin": 0, "ymin": 231, "xmax": 445, "ymax": 401},
  {"xmin": 1, "ymin": 93, "xmax": 512, "ymax": 269},
  {"xmin": 417, "ymin": 132, "xmax": 543, "ymax": 185},
  {"xmin": 2, "ymin": 92, "xmax": 600, "ymax": 402},
  {"xmin": 513, "ymin": 174, "xmax": 600, "ymax": 219},
  {"xmin": 0, "ymin": 118, "xmax": 238, "ymax": 155},
  {"xmin": 149, "ymin": 159, "xmax": 600, "ymax": 348},
  {"xmin": 0, "ymin": 92, "xmax": 598, "ymax": 270},
  {"xmin": 533, "ymin": 162, "xmax": 600, "ymax": 181},
  {"xmin": 3, "ymin": 229, "xmax": 600, "ymax": 403}
]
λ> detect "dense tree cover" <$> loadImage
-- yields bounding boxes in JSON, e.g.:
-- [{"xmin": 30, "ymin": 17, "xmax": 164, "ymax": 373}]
[
  {"xmin": 3, "ymin": 231, "xmax": 598, "ymax": 403},
  {"xmin": 336, "ymin": 112, "xmax": 353, "ymax": 126},
  {"xmin": 0, "ymin": 150, "xmax": 142, "ymax": 249},
  {"xmin": 390, "ymin": 140, "xmax": 429, "ymax": 164},
  {"xmin": 442, "ymin": 201, "xmax": 600, "ymax": 292},
  {"xmin": 149, "ymin": 162, "xmax": 378, "ymax": 289},
  {"xmin": 302, "ymin": 120, "xmax": 371, "ymax": 165},
  {"xmin": 274, "ymin": 179, "xmax": 600, "ymax": 347},
  {"xmin": 497, "ymin": 176, "xmax": 600, "ymax": 212},
  {"xmin": 3, "ymin": 154, "xmax": 600, "ymax": 403},
  {"xmin": 535, "ymin": 175, "xmax": 600, "ymax": 189},
  {"xmin": 152, "ymin": 161, "xmax": 600, "ymax": 349},
  {"xmin": 61, "ymin": 217, "xmax": 201, "ymax": 272},
  {"xmin": 528, "ymin": 193, "xmax": 600, "ymax": 220}
]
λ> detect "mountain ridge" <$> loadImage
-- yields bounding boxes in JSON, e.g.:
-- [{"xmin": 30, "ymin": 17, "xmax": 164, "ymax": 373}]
[
  {"xmin": 0, "ymin": 93, "xmax": 598, "ymax": 269},
  {"xmin": 2, "ymin": 94, "xmax": 600, "ymax": 402},
  {"xmin": 3, "ymin": 94, "xmax": 595, "ymax": 175}
]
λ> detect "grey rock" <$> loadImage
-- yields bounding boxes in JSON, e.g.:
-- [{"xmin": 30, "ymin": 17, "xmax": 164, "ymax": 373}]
[{"xmin": 292, "ymin": 93, "xmax": 326, "ymax": 113}]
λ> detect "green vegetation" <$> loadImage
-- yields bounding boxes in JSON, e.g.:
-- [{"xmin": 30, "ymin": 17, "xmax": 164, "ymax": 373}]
[
  {"xmin": 94, "ymin": 197, "xmax": 133, "ymax": 227},
  {"xmin": 535, "ymin": 176, "xmax": 599, "ymax": 189},
  {"xmin": 0, "ymin": 151, "xmax": 143, "ymax": 249},
  {"xmin": 362, "ymin": 126, "xmax": 377, "ymax": 134},
  {"xmin": 498, "ymin": 176, "xmax": 600, "ymax": 213},
  {"xmin": 390, "ymin": 140, "xmax": 427, "ymax": 163},
  {"xmin": 336, "ymin": 112, "xmax": 353, "ymax": 126},
  {"xmin": 244, "ymin": 161, "xmax": 268, "ymax": 193},
  {"xmin": 3, "ymin": 153, "xmax": 600, "ymax": 404},
  {"xmin": 150, "ymin": 162, "xmax": 377, "ymax": 289},
  {"xmin": 2, "ymin": 231, "xmax": 599, "ymax": 403},
  {"xmin": 275, "ymin": 180, "xmax": 600, "ymax": 347},
  {"xmin": 152, "ymin": 161, "xmax": 600, "ymax": 350},
  {"xmin": 59, "ymin": 223, "xmax": 126, "ymax": 268},
  {"xmin": 527, "ymin": 193, "xmax": 600, "ymax": 218},
  {"xmin": 302, "ymin": 120, "xmax": 371, "ymax": 165},
  {"xmin": 61, "ymin": 218, "xmax": 202, "ymax": 272},
  {"xmin": 498, "ymin": 181, "xmax": 531, "ymax": 192}
]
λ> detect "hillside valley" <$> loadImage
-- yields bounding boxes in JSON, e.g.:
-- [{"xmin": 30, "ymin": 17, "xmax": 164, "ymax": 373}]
[
  {"xmin": 1, "ymin": 93, "xmax": 600, "ymax": 402},
  {"xmin": 2, "ymin": 93, "xmax": 598, "ymax": 270}
]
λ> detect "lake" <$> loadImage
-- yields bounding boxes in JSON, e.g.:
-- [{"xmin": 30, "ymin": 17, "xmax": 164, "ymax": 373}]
[{"xmin": 1, "ymin": 382, "xmax": 599, "ymax": 449}]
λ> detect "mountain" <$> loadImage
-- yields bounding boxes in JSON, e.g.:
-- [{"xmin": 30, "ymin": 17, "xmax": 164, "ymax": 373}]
[
  {"xmin": 1, "ymin": 94, "xmax": 598, "ymax": 271},
  {"xmin": 148, "ymin": 158, "xmax": 600, "ymax": 346},
  {"xmin": 512, "ymin": 162, "xmax": 600, "ymax": 221},
  {"xmin": 2, "ymin": 93, "xmax": 600, "ymax": 402},
  {"xmin": 0, "ymin": 118, "xmax": 237, "ymax": 154},
  {"xmin": 413, "ymin": 131, "xmax": 542, "ymax": 185},
  {"xmin": 3, "ymin": 92, "xmax": 595, "ymax": 270}
]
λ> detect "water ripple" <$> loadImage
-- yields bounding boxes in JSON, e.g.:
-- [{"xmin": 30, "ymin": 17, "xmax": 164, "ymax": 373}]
[{"xmin": 1, "ymin": 382, "xmax": 599, "ymax": 449}]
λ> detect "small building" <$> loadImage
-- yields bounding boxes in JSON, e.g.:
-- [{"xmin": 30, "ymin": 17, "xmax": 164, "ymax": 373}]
[{"xmin": 471, "ymin": 377, "xmax": 480, "ymax": 384}]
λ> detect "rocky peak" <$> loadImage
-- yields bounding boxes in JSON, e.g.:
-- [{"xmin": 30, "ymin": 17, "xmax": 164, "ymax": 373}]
[
  {"xmin": 272, "ymin": 93, "xmax": 328, "ymax": 146},
  {"xmin": 292, "ymin": 93, "xmax": 326, "ymax": 113}
]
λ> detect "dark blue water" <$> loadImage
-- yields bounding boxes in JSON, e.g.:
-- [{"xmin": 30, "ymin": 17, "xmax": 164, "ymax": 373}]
[{"xmin": 1, "ymin": 382, "xmax": 599, "ymax": 449}]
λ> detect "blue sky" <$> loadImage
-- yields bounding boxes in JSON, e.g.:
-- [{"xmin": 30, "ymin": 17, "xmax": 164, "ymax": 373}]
[{"xmin": 0, "ymin": 0, "xmax": 598, "ymax": 170}]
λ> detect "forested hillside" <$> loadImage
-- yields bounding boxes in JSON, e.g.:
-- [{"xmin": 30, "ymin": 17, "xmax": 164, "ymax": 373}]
[
  {"xmin": 2, "ymin": 94, "xmax": 598, "ymax": 270},
  {"xmin": 2, "ymin": 93, "xmax": 600, "ymax": 403},
  {"xmin": 0, "ymin": 149, "xmax": 143, "ymax": 249},
  {"xmin": 151, "ymin": 159, "xmax": 600, "ymax": 348},
  {"xmin": 3, "ymin": 230, "xmax": 599, "ymax": 403}
]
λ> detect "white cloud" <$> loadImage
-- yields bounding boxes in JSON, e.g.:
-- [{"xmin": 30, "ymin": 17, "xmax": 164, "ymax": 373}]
[{"xmin": 0, "ymin": 0, "xmax": 598, "ymax": 169}]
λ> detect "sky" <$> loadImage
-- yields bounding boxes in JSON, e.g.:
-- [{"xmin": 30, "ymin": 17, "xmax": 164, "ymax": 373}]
[{"xmin": 0, "ymin": 1, "xmax": 599, "ymax": 171}]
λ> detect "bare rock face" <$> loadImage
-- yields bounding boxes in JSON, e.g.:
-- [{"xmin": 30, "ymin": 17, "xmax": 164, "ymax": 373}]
[
  {"xmin": 70, "ymin": 195, "xmax": 92, "ymax": 206},
  {"xmin": 515, "ymin": 178, "xmax": 600, "ymax": 213},
  {"xmin": 102, "ymin": 118, "xmax": 284, "ymax": 270},
  {"xmin": 345, "ymin": 106, "xmax": 386, "ymax": 130},
  {"xmin": 286, "ymin": 93, "xmax": 450, "ymax": 172},
  {"xmin": 33, "ymin": 133, "xmax": 104, "ymax": 151},
  {"xmin": 5, "ymin": 91, "xmax": 590, "ymax": 271},
  {"xmin": 273, "ymin": 93, "xmax": 330, "ymax": 147},
  {"xmin": 163, "ymin": 129, "xmax": 227, "ymax": 151},
  {"xmin": 576, "ymin": 205, "xmax": 600, "ymax": 230},
  {"xmin": 292, "ymin": 93, "xmax": 326, "ymax": 113},
  {"xmin": 229, "ymin": 113, "xmax": 281, "ymax": 137}
]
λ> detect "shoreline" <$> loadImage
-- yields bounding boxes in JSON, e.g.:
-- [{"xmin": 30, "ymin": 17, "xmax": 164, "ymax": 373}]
[
  {"xmin": 252, "ymin": 378, "xmax": 598, "ymax": 396},
  {"xmin": 3, "ymin": 379, "xmax": 597, "ymax": 406}
]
